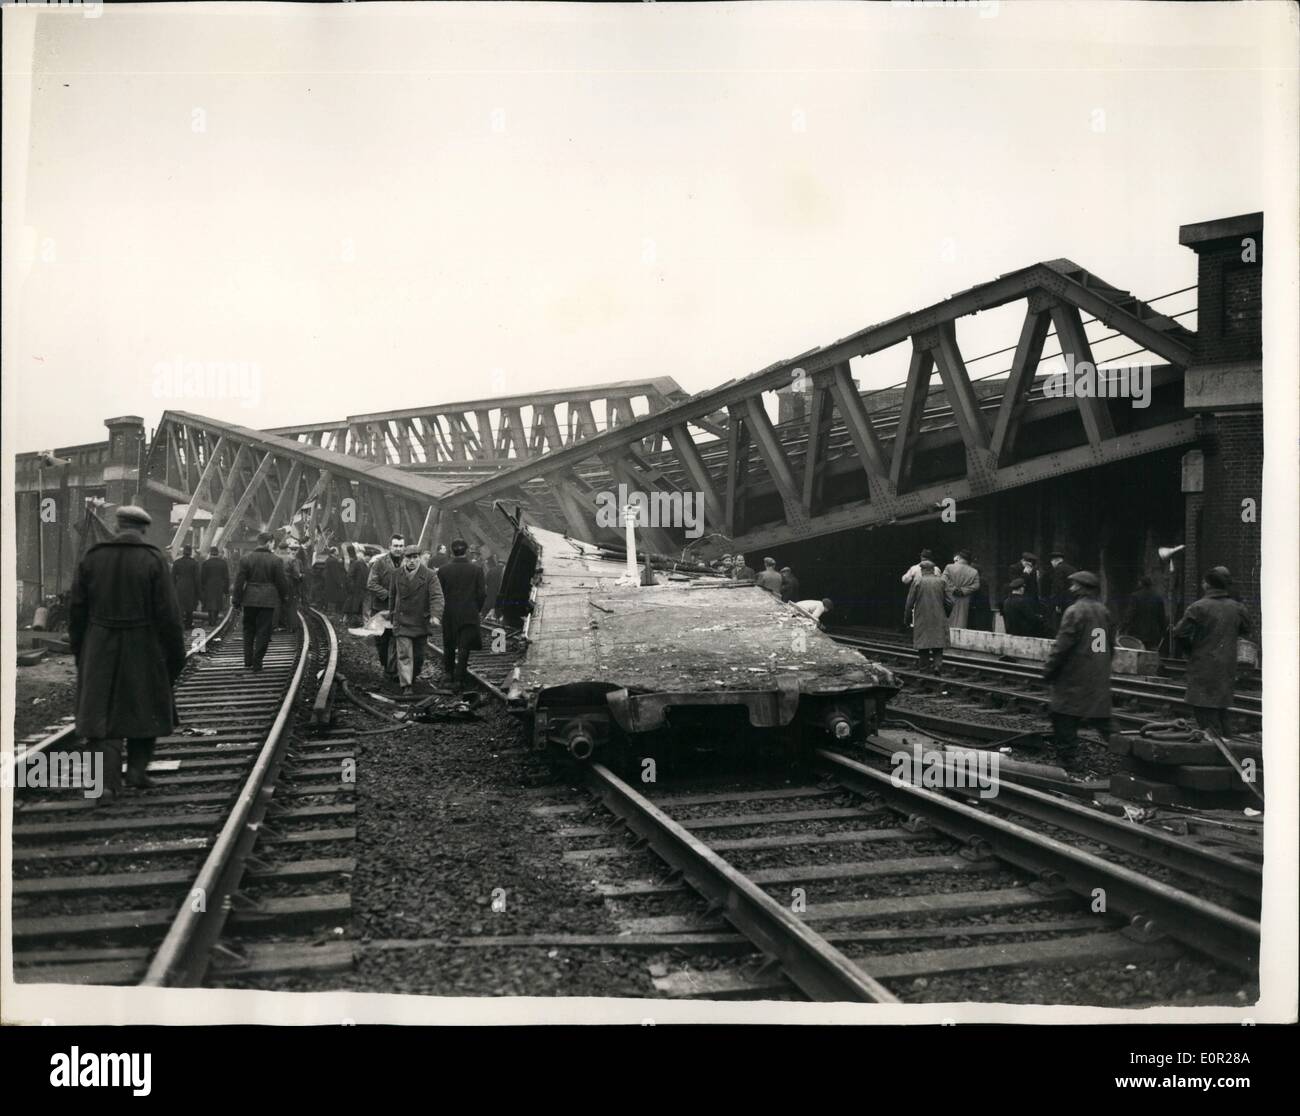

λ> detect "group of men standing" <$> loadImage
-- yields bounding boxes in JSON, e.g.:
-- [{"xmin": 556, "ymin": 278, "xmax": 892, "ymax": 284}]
[
  {"xmin": 363, "ymin": 534, "xmax": 488, "ymax": 693},
  {"xmin": 709, "ymin": 552, "xmax": 796, "ymax": 600},
  {"xmin": 900, "ymin": 548, "xmax": 985, "ymax": 673},
  {"xmin": 898, "ymin": 544, "xmax": 1249, "ymax": 770}
]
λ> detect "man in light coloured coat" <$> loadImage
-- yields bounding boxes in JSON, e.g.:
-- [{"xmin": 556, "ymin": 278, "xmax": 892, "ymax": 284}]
[
  {"xmin": 904, "ymin": 559, "xmax": 953, "ymax": 673},
  {"xmin": 942, "ymin": 549, "xmax": 980, "ymax": 629}
]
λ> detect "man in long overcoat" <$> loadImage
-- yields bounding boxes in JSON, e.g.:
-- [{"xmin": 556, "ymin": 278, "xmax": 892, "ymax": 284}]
[
  {"xmin": 344, "ymin": 544, "xmax": 370, "ymax": 626},
  {"xmin": 437, "ymin": 538, "xmax": 487, "ymax": 689},
  {"xmin": 172, "ymin": 543, "xmax": 201, "ymax": 629},
  {"xmin": 367, "ymin": 535, "xmax": 406, "ymax": 678},
  {"xmin": 1122, "ymin": 575, "xmax": 1169, "ymax": 651},
  {"xmin": 942, "ymin": 549, "xmax": 980, "ymax": 629},
  {"xmin": 322, "ymin": 547, "xmax": 347, "ymax": 610},
  {"xmin": 200, "ymin": 545, "xmax": 230, "ymax": 622},
  {"xmin": 904, "ymin": 559, "xmax": 953, "ymax": 673},
  {"xmin": 234, "ymin": 531, "xmax": 290, "ymax": 671},
  {"xmin": 69, "ymin": 505, "xmax": 187, "ymax": 799},
  {"xmin": 1042, "ymin": 570, "xmax": 1114, "ymax": 769},
  {"xmin": 1046, "ymin": 550, "xmax": 1078, "ymax": 631},
  {"xmin": 1172, "ymin": 567, "xmax": 1250, "ymax": 736},
  {"xmin": 378, "ymin": 550, "xmax": 446, "ymax": 693}
]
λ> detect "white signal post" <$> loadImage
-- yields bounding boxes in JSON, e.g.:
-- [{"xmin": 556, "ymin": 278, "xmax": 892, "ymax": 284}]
[{"xmin": 619, "ymin": 504, "xmax": 640, "ymax": 587}]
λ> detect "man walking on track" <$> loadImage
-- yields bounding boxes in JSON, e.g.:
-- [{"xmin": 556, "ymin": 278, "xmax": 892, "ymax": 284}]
[
  {"xmin": 234, "ymin": 531, "xmax": 290, "ymax": 672},
  {"xmin": 1042, "ymin": 569, "xmax": 1114, "ymax": 770},
  {"xmin": 437, "ymin": 537, "xmax": 486, "ymax": 690},
  {"xmin": 68, "ymin": 505, "xmax": 187, "ymax": 802},
  {"xmin": 172, "ymin": 542, "xmax": 201, "ymax": 629},
  {"xmin": 201, "ymin": 545, "xmax": 230, "ymax": 622},
  {"xmin": 367, "ymin": 534, "xmax": 407, "ymax": 680},
  {"xmin": 382, "ymin": 548, "xmax": 445, "ymax": 694}
]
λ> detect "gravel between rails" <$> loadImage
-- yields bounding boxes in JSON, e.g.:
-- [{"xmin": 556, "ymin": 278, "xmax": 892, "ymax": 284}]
[
  {"xmin": 272, "ymin": 624, "xmax": 657, "ymax": 997},
  {"xmin": 12, "ymin": 654, "xmax": 78, "ymax": 739}
]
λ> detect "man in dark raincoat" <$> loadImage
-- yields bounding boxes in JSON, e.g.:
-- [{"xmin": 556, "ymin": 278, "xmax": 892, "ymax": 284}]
[
  {"xmin": 200, "ymin": 545, "xmax": 230, "ymax": 622},
  {"xmin": 377, "ymin": 549, "xmax": 445, "ymax": 693},
  {"xmin": 1042, "ymin": 570, "xmax": 1114, "ymax": 769},
  {"xmin": 1046, "ymin": 549, "xmax": 1078, "ymax": 631},
  {"xmin": 1122, "ymin": 575, "xmax": 1169, "ymax": 651},
  {"xmin": 1173, "ymin": 567, "xmax": 1250, "ymax": 736},
  {"xmin": 903, "ymin": 559, "xmax": 953, "ymax": 673},
  {"xmin": 172, "ymin": 543, "xmax": 201, "ymax": 629},
  {"xmin": 234, "ymin": 531, "xmax": 290, "ymax": 671},
  {"xmin": 436, "ymin": 537, "xmax": 486, "ymax": 689},
  {"xmin": 344, "ymin": 544, "xmax": 370, "ymax": 626},
  {"xmin": 68, "ymin": 505, "xmax": 187, "ymax": 800},
  {"xmin": 323, "ymin": 546, "xmax": 347, "ymax": 610},
  {"xmin": 1001, "ymin": 578, "xmax": 1047, "ymax": 638}
]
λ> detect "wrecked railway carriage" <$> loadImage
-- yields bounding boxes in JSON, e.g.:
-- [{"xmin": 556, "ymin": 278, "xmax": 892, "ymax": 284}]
[{"xmin": 496, "ymin": 525, "xmax": 899, "ymax": 760}]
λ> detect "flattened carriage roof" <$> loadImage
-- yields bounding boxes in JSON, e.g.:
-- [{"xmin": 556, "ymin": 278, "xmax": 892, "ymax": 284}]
[{"xmin": 516, "ymin": 528, "xmax": 894, "ymax": 697}]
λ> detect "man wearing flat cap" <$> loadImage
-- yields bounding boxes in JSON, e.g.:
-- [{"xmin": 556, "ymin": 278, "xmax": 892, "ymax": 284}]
[
  {"xmin": 1046, "ymin": 549, "xmax": 1077, "ymax": 632},
  {"xmin": 235, "ymin": 531, "xmax": 291, "ymax": 671},
  {"xmin": 1173, "ymin": 566, "xmax": 1250, "ymax": 737},
  {"xmin": 1001, "ymin": 577, "xmax": 1047, "ymax": 638},
  {"xmin": 1041, "ymin": 569, "xmax": 1114, "ymax": 770},
  {"xmin": 172, "ymin": 542, "xmax": 201, "ymax": 630},
  {"xmin": 201, "ymin": 545, "xmax": 230, "ymax": 622},
  {"xmin": 1008, "ymin": 552, "xmax": 1045, "ymax": 624},
  {"xmin": 68, "ymin": 505, "xmax": 187, "ymax": 801}
]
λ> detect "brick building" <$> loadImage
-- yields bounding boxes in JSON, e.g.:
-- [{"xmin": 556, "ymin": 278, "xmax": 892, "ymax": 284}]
[{"xmin": 1177, "ymin": 212, "xmax": 1263, "ymax": 639}]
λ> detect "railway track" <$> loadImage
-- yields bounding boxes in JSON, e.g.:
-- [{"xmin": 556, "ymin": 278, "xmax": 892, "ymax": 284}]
[
  {"xmin": 535, "ymin": 736, "xmax": 1259, "ymax": 1003},
  {"xmin": 828, "ymin": 631, "xmax": 1262, "ymax": 737},
  {"xmin": 11, "ymin": 606, "xmax": 354, "ymax": 987},
  {"xmin": 454, "ymin": 611, "xmax": 1258, "ymax": 1003},
  {"xmin": 833, "ymin": 625, "xmax": 1261, "ymax": 691}
]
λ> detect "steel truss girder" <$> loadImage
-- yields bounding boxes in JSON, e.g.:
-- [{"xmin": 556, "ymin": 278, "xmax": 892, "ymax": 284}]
[
  {"xmin": 409, "ymin": 257, "xmax": 1195, "ymax": 554},
  {"xmin": 149, "ymin": 412, "xmax": 452, "ymax": 553},
  {"xmin": 265, "ymin": 377, "xmax": 689, "ymax": 466}
]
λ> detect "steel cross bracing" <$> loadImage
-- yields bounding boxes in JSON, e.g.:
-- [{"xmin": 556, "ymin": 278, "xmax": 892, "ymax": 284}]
[
  {"xmin": 263, "ymin": 377, "xmax": 691, "ymax": 475},
  {"xmin": 421, "ymin": 259, "xmax": 1199, "ymax": 556},
  {"xmin": 146, "ymin": 411, "xmax": 457, "ymax": 556}
]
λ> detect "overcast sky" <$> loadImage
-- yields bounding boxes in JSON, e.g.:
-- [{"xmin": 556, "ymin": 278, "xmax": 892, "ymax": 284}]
[{"xmin": 2, "ymin": 1, "xmax": 1291, "ymax": 451}]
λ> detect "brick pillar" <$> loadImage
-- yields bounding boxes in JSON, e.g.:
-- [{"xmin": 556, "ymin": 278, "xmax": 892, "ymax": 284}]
[
  {"xmin": 1186, "ymin": 415, "xmax": 1262, "ymax": 635},
  {"xmin": 103, "ymin": 415, "xmax": 146, "ymax": 507}
]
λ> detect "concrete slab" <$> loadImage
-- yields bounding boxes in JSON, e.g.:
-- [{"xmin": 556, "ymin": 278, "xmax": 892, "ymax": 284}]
[{"xmin": 948, "ymin": 627, "xmax": 1158, "ymax": 675}]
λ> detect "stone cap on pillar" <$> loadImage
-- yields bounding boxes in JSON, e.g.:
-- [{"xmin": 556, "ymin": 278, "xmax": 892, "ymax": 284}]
[{"xmin": 1178, "ymin": 212, "xmax": 1262, "ymax": 250}]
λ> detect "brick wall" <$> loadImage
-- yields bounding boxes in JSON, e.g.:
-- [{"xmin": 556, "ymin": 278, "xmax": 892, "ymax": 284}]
[
  {"xmin": 1194, "ymin": 241, "xmax": 1262, "ymax": 364},
  {"xmin": 1183, "ymin": 413, "xmax": 1262, "ymax": 637}
]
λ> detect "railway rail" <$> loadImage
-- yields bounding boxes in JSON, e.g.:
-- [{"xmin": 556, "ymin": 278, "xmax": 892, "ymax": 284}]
[
  {"xmin": 828, "ymin": 630, "xmax": 1262, "ymax": 737},
  {"xmin": 11, "ymin": 606, "xmax": 354, "ymax": 987},
  {"xmin": 446, "ymin": 604, "xmax": 1260, "ymax": 1002},
  {"xmin": 535, "ymin": 734, "xmax": 1259, "ymax": 1002}
]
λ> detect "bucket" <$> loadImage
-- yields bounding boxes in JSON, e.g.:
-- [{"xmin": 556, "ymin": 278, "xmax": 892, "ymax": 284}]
[
  {"xmin": 32, "ymin": 606, "xmax": 49, "ymax": 631},
  {"xmin": 1237, "ymin": 638, "xmax": 1259, "ymax": 668}
]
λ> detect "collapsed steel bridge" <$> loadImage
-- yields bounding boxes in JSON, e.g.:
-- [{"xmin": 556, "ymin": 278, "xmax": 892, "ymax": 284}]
[{"xmin": 147, "ymin": 257, "xmax": 1197, "ymax": 557}]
